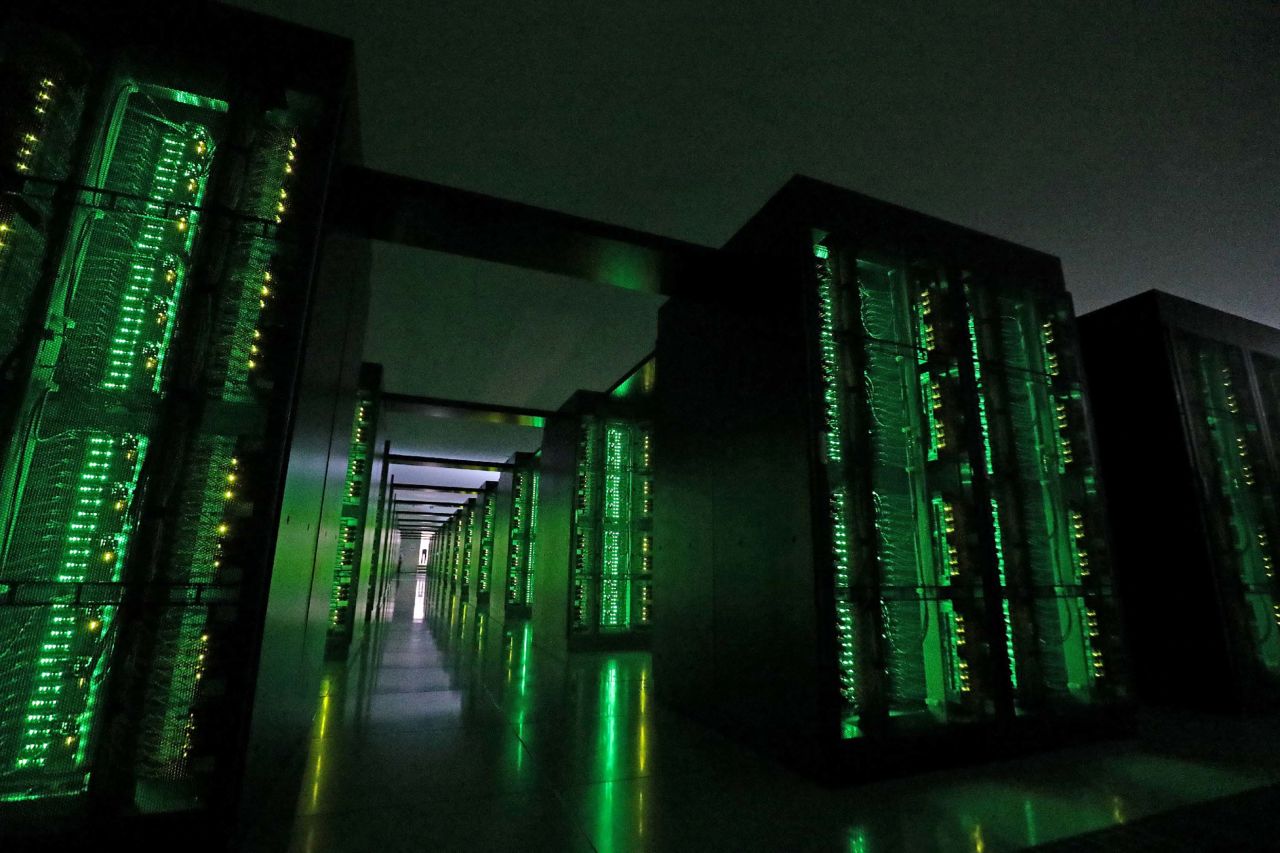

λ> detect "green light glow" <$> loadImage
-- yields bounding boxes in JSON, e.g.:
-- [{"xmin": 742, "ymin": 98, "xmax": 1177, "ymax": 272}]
[
  {"xmin": 527, "ymin": 469, "xmax": 539, "ymax": 606},
  {"xmin": 1187, "ymin": 338, "xmax": 1280, "ymax": 672},
  {"xmin": 2, "ymin": 80, "xmax": 230, "ymax": 800},
  {"xmin": 570, "ymin": 418, "xmax": 650, "ymax": 637},
  {"xmin": 812, "ymin": 240, "xmax": 859, "ymax": 726},
  {"xmin": 966, "ymin": 309, "xmax": 1018, "ymax": 690},
  {"xmin": 506, "ymin": 470, "xmax": 529, "ymax": 606},
  {"xmin": 477, "ymin": 491, "xmax": 495, "ymax": 595},
  {"xmin": 328, "ymin": 391, "xmax": 376, "ymax": 638},
  {"xmin": 600, "ymin": 425, "xmax": 629, "ymax": 628}
]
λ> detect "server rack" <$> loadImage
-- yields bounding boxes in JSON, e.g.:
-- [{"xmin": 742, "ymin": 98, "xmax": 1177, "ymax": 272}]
[
  {"xmin": 655, "ymin": 177, "xmax": 1126, "ymax": 777},
  {"xmin": 536, "ymin": 391, "xmax": 654, "ymax": 653},
  {"xmin": 0, "ymin": 2, "xmax": 361, "ymax": 843},
  {"xmin": 468, "ymin": 481, "xmax": 498, "ymax": 607},
  {"xmin": 1080, "ymin": 291, "xmax": 1280, "ymax": 709},
  {"xmin": 428, "ymin": 520, "xmax": 446, "ymax": 581},
  {"xmin": 436, "ymin": 512, "xmax": 458, "ymax": 587},
  {"xmin": 489, "ymin": 452, "xmax": 540, "ymax": 624},
  {"xmin": 451, "ymin": 499, "xmax": 477, "ymax": 598},
  {"xmin": 325, "ymin": 363, "xmax": 381, "ymax": 659}
]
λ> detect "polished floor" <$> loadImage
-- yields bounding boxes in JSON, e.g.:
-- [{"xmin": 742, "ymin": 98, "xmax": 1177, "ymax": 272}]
[{"xmin": 287, "ymin": 574, "xmax": 1280, "ymax": 852}]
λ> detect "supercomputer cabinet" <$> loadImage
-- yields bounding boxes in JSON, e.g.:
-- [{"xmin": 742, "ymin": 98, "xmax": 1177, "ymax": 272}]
[
  {"xmin": 435, "ymin": 511, "xmax": 461, "ymax": 587},
  {"xmin": 654, "ymin": 177, "xmax": 1126, "ymax": 777},
  {"xmin": 535, "ymin": 391, "xmax": 654, "ymax": 654},
  {"xmin": 428, "ymin": 516, "xmax": 451, "ymax": 581},
  {"xmin": 0, "ymin": 2, "xmax": 362, "ymax": 844},
  {"xmin": 468, "ymin": 481, "xmax": 498, "ymax": 607},
  {"xmin": 489, "ymin": 452, "xmax": 540, "ymax": 624},
  {"xmin": 452, "ymin": 499, "xmax": 477, "ymax": 598},
  {"xmin": 325, "ymin": 364, "xmax": 382, "ymax": 660},
  {"xmin": 1080, "ymin": 291, "xmax": 1280, "ymax": 710}
]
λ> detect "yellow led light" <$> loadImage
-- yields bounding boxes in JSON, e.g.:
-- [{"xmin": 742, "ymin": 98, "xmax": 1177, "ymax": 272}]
[
  {"xmin": 217, "ymin": 523, "xmax": 229, "ymax": 535},
  {"xmin": 247, "ymin": 359, "xmax": 256, "ymax": 369},
  {"xmin": 102, "ymin": 551, "xmax": 115, "ymax": 563},
  {"xmin": 224, "ymin": 490, "xmax": 234, "ymax": 500}
]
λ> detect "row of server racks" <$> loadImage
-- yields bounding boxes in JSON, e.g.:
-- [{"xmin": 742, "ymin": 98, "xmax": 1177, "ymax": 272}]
[
  {"xmin": 0, "ymin": 3, "xmax": 365, "ymax": 847},
  {"xmin": 655, "ymin": 178, "xmax": 1127, "ymax": 776},
  {"xmin": 424, "ymin": 368, "xmax": 657, "ymax": 657}
]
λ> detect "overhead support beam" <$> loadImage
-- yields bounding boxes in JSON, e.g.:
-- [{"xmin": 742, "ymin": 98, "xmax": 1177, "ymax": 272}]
[
  {"xmin": 387, "ymin": 454, "xmax": 511, "ymax": 472},
  {"xmin": 393, "ymin": 499, "xmax": 466, "ymax": 507},
  {"xmin": 382, "ymin": 392, "xmax": 552, "ymax": 427},
  {"xmin": 388, "ymin": 484, "xmax": 484, "ymax": 495},
  {"xmin": 327, "ymin": 165, "xmax": 728, "ymax": 296}
]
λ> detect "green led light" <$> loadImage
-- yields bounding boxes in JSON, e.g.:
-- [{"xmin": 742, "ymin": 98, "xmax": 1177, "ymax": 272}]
[
  {"xmin": 328, "ymin": 391, "xmax": 375, "ymax": 637},
  {"xmin": 600, "ymin": 425, "xmax": 629, "ymax": 628},
  {"xmin": 966, "ymin": 307, "xmax": 1018, "ymax": 690},
  {"xmin": 815, "ymin": 241, "xmax": 862, "ymax": 731},
  {"xmin": 526, "ymin": 469, "xmax": 539, "ymax": 606}
]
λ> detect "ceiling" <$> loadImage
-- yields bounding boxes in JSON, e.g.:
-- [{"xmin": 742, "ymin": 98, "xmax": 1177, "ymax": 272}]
[
  {"xmin": 362, "ymin": 247, "xmax": 661, "ymax": 534},
  {"xmin": 226, "ymin": 0, "xmax": 1277, "ymax": 531}
]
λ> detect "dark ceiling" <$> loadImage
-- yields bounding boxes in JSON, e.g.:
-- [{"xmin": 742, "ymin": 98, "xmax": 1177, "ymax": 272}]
[{"xmin": 230, "ymin": 0, "xmax": 1279, "ymax": 522}]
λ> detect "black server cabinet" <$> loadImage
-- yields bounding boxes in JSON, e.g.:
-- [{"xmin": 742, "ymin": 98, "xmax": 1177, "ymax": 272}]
[
  {"xmin": 468, "ymin": 481, "xmax": 498, "ymax": 608},
  {"xmin": 535, "ymin": 391, "xmax": 653, "ymax": 655},
  {"xmin": 489, "ymin": 451, "xmax": 540, "ymax": 625},
  {"xmin": 325, "ymin": 363, "xmax": 381, "ymax": 660},
  {"xmin": 0, "ymin": 2, "xmax": 363, "ymax": 844},
  {"xmin": 452, "ymin": 499, "xmax": 477, "ymax": 599},
  {"xmin": 1080, "ymin": 291, "xmax": 1280, "ymax": 710},
  {"xmin": 655, "ymin": 177, "xmax": 1126, "ymax": 778}
]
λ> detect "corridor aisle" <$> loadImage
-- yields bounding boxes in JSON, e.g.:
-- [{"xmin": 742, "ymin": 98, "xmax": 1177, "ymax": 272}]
[{"xmin": 287, "ymin": 573, "xmax": 1280, "ymax": 852}]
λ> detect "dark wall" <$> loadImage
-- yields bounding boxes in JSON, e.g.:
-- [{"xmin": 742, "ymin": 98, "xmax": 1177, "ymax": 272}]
[
  {"xmin": 654, "ymin": 293, "xmax": 828, "ymax": 746},
  {"xmin": 532, "ymin": 414, "xmax": 577, "ymax": 658},
  {"xmin": 1079, "ymin": 294, "xmax": 1233, "ymax": 707},
  {"xmin": 238, "ymin": 226, "xmax": 369, "ymax": 846}
]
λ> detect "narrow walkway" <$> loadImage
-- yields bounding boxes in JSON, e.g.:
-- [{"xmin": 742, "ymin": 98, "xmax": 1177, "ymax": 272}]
[{"xmin": 287, "ymin": 574, "xmax": 1280, "ymax": 852}]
